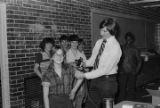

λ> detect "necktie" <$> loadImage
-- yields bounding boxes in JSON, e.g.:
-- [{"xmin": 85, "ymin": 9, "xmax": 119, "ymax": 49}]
[{"xmin": 93, "ymin": 39, "xmax": 107, "ymax": 69}]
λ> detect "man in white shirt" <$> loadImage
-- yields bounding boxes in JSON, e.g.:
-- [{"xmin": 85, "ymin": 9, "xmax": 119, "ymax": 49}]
[{"xmin": 75, "ymin": 18, "xmax": 122, "ymax": 108}]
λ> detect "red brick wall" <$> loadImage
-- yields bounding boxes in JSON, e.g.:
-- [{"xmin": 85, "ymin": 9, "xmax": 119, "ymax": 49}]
[{"xmin": 1, "ymin": 0, "xmax": 159, "ymax": 107}]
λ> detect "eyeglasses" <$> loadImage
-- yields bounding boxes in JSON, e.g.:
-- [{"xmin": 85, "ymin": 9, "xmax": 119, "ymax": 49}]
[
  {"xmin": 71, "ymin": 41, "xmax": 78, "ymax": 44},
  {"xmin": 61, "ymin": 40, "xmax": 68, "ymax": 43}
]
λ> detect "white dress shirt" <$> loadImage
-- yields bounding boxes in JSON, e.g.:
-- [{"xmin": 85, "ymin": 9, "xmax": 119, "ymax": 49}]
[{"xmin": 85, "ymin": 36, "xmax": 122, "ymax": 79}]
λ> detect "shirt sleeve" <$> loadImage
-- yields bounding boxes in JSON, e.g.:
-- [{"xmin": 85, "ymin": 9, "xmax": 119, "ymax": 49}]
[
  {"xmin": 85, "ymin": 44, "xmax": 121, "ymax": 79},
  {"xmin": 42, "ymin": 82, "xmax": 50, "ymax": 87}
]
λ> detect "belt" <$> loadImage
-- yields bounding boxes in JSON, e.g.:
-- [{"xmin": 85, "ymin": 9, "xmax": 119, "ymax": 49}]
[{"xmin": 104, "ymin": 74, "xmax": 117, "ymax": 78}]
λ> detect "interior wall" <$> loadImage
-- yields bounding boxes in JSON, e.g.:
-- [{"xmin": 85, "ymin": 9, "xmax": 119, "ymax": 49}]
[{"xmin": 91, "ymin": 9, "xmax": 156, "ymax": 50}]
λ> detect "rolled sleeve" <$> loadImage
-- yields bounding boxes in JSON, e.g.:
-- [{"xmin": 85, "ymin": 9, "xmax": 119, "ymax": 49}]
[{"xmin": 42, "ymin": 82, "xmax": 50, "ymax": 87}]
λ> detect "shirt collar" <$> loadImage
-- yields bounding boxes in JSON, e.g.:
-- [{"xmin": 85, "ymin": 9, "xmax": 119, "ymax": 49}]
[{"xmin": 103, "ymin": 36, "xmax": 114, "ymax": 43}]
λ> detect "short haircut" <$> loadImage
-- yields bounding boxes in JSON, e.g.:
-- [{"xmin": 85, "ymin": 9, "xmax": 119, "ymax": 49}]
[
  {"xmin": 99, "ymin": 18, "xmax": 120, "ymax": 38},
  {"xmin": 125, "ymin": 32, "xmax": 135, "ymax": 42},
  {"xmin": 39, "ymin": 37, "xmax": 55, "ymax": 51},
  {"xmin": 59, "ymin": 35, "xmax": 68, "ymax": 42},
  {"xmin": 69, "ymin": 34, "xmax": 79, "ymax": 41}
]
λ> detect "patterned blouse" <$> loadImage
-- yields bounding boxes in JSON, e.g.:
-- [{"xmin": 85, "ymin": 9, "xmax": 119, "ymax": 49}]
[{"xmin": 42, "ymin": 63, "xmax": 74, "ymax": 95}]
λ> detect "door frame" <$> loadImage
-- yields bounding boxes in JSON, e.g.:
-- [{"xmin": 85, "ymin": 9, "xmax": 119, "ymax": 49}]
[{"xmin": 0, "ymin": 2, "xmax": 11, "ymax": 108}]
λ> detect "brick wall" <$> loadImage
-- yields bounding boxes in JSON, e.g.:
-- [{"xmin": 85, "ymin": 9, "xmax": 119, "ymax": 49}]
[
  {"xmin": 0, "ymin": 0, "xmax": 159, "ymax": 107},
  {"xmin": 155, "ymin": 24, "xmax": 160, "ymax": 53}
]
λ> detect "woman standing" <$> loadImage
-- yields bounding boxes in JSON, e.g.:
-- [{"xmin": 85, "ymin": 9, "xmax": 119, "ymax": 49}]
[
  {"xmin": 34, "ymin": 37, "xmax": 55, "ymax": 79},
  {"xmin": 66, "ymin": 35, "xmax": 86, "ymax": 108},
  {"xmin": 42, "ymin": 47, "xmax": 82, "ymax": 108}
]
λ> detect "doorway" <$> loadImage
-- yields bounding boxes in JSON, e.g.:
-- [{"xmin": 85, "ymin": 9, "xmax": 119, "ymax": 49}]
[{"xmin": 0, "ymin": 2, "xmax": 11, "ymax": 108}]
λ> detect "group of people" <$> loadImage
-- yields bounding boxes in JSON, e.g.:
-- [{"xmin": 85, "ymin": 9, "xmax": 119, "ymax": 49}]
[
  {"xmin": 34, "ymin": 34, "xmax": 87, "ymax": 108},
  {"xmin": 34, "ymin": 17, "xmax": 142, "ymax": 108}
]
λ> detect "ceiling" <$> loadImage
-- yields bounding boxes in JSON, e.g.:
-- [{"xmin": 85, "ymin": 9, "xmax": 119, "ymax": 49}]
[{"xmin": 129, "ymin": 0, "xmax": 160, "ymax": 11}]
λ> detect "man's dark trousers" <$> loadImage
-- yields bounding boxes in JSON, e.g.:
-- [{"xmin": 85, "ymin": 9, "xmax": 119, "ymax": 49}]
[{"xmin": 85, "ymin": 76, "xmax": 117, "ymax": 108}]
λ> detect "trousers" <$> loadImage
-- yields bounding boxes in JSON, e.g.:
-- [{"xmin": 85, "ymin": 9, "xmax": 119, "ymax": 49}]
[
  {"xmin": 85, "ymin": 76, "xmax": 118, "ymax": 108},
  {"xmin": 118, "ymin": 73, "xmax": 136, "ymax": 102},
  {"xmin": 49, "ymin": 95, "xmax": 73, "ymax": 108}
]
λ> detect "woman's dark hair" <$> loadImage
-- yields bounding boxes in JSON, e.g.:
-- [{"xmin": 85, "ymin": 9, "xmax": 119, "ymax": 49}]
[
  {"xmin": 125, "ymin": 32, "xmax": 135, "ymax": 43},
  {"xmin": 99, "ymin": 18, "xmax": 120, "ymax": 38},
  {"xmin": 78, "ymin": 38, "xmax": 85, "ymax": 45},
  {"xmin": 69, "ymin": 34, "xmax": 79, "ymax": 41},
  {"xmin": 59, "ymin": 35, "xmax": 68, "ymax": 42},
  {"xmin": 39, "ymin": 37, "xmax": 55, "ymax": 51}
]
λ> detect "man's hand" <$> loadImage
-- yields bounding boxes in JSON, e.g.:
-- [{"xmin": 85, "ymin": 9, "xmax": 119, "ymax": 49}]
[
  {"xmin": 75, "ymin": 70, "xmax": 85, "ymax": 79},
  {"xmin": 80, "ymin": 61, "xmax": 86, "ymax": 68}
]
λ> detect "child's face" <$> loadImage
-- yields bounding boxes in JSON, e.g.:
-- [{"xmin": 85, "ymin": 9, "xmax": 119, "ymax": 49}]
[
  {"xmin": 78, "ymin": 43, "xmax": 84, "ymax": 52},
  {"xmin": 45, "ymin": 43, "xmax": 53, "ymax": 51},
  {"xmin": 61, "ymin": 40, "xmax": 68, "ymax": 48},
  {"xmin": 52, "ymin": 49, "xmax": 64, "ymax": 64},
  {"xmin": 71, "ymin": 41, "xmax": 78, "ymax": 49}
]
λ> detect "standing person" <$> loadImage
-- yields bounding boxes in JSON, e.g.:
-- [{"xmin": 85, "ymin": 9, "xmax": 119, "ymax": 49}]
[
  {"xmin": 75, "ymin": 18, "xmax": 122, "ymax": 108},
  {"xmin": 34, "ymin": 37, "xmax": 55, "ymax": 79},
  {"xmin": 118, "ymin": 32, "xmax": 142, "ymax": 102},
  {"xmin": 66, "ymin": 34, "xmax": 86, "ymax": 65},
  {"xmin": 66, "ymin": 34, "xmax": 87, "ymax": 108},
  {"xmin": 42, "ymin": 47, "xmax": 83, "ymax": 108}
]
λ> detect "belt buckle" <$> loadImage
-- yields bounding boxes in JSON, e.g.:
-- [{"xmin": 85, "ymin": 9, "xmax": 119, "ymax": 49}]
[{"xmin": 105, "ymin": 75, "xmax": 109, "ymax": 78}]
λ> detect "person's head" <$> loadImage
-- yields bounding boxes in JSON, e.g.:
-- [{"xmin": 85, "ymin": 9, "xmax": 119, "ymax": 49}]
[
  {"xmin": 78, "ymin": 38, "xmax": 85, "ymax": 52},
  {"xmin": 99, "ymin": 18, "xmax": 119, "ymax": 39},
  {"xmin": 39, "ymin": 37, "xmax": 55, "ymax": 52},
  {"xmin": 69, "ymin": 34, "xmax": 79, "ymax": 50},
  {"xmin": 59, "ymin": 35, "xmax": 69, "ymax": 50},
  {"xmin": 52, "ymin": 46, "xmax": 64, "ymax": 64},
  {"xmin": 125, "ymin": 32, "xmax": 135, "ymax": 45}
]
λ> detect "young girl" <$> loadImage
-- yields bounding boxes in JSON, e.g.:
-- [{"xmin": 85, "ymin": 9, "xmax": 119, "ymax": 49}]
[
  {"xmin": 34, "ymin": 37, "xmax": 55, "ymax": 79},
  {"xmin": 42, "ymin": 47, "xmax": 82, "ymax": 108},
  {"xmin": 66, "ymin": 35, "xmax": 86, "ymax": 108}
]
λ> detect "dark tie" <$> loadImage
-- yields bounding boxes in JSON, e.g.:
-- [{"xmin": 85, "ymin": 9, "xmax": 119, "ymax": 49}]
[{"xmin": 93, "ymin": 39, "xmax": 107, "ymax": 69}]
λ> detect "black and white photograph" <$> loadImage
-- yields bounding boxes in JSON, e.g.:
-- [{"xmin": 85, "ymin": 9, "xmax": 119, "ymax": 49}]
[{"xmin": 0, "ymin": 0, "xmax": 160, "ymax": 108}]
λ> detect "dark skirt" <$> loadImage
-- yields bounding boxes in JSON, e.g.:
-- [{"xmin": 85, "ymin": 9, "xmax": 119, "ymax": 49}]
[{"xmin": 49, "ymin": 94, "xmax": 73, "ymax": 108}]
